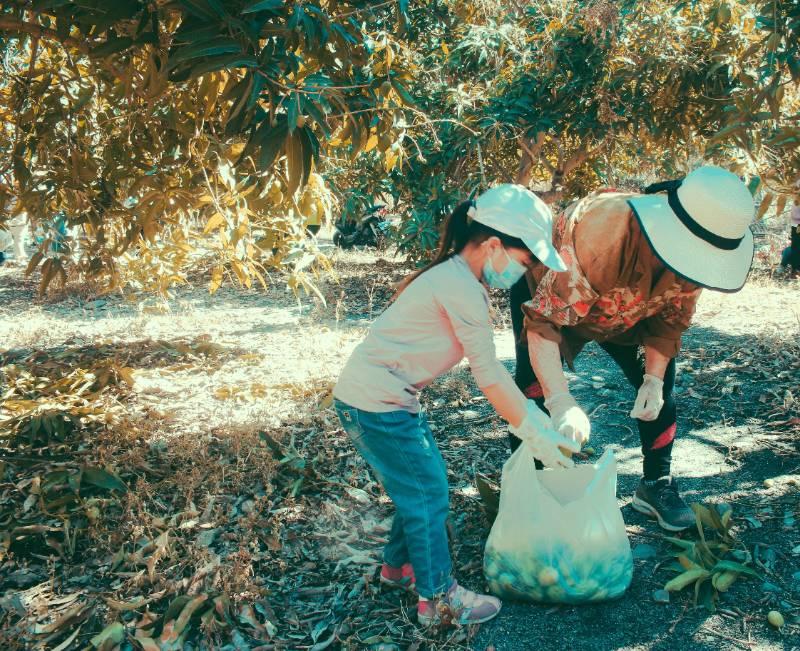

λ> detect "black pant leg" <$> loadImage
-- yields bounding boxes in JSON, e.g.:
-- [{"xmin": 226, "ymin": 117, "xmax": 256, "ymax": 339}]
[
  {"xmin": 510, "ymin": 275, "xmax": 536, "ymax": 390},
  {"xmin": 508, "ymin": 275, "xmax": 546, "ymax": 461},
  {"xmin": 599, "ymin": 342, "xmax": 677, "ymax": 480},
  {"xmin": 790, "ymin": 225, "xmax": 800, "ymax": 271}
]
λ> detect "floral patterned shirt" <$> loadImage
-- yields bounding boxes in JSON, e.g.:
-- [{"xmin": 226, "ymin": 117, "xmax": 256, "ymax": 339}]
[{"xmin": 521, "ymin": 191, "xmax": 702, "ymax": 363}]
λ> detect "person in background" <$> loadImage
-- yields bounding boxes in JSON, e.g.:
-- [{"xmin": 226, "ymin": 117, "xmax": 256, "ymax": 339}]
[
  {"xmin": 509, "ymin": 166, "xmax": 756, "ymax": 532},
  {"xmin": 780, "ymin": 196, "xmax": 800, "ymax": 276},
  {"xmin": 333, "ymin": 185, "xmax": 577, "ymax": 627},
  {"xmin": 0, "ymin": 179, "xmax": 28, "ymax": 266}
]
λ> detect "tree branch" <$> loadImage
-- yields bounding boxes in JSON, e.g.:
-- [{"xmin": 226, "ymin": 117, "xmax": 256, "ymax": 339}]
[
  {"xmin": 0, "ymin": 17, "xmax": 90, "ymax": 54},
  {"xmin": 561, "ymin": 138, "xmax": 607, "ymax": 177},
  {"xmin": 516, "ymin": 131, "xmax": 547, "ymax": 185}
]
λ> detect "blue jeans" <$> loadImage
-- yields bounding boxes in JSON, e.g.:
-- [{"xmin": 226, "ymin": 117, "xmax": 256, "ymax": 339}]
[{"xmin": 334, "ymin": 399, "xmax": 452, "ymax": 598}]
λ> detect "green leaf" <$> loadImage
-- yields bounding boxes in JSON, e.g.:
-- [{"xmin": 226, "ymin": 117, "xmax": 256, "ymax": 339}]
[
  {"xmin": 162, "ymin": 595, "xmax": 193, "ymax": 623},
  {"xmin": 173, "ymin": 24, "xmax": 219, "ymax": 46},
  {"xmin": 179, "ymin": 0, "xmax": 223, "ymax": 20},
  {"xmin": 389, "ymin": 77, "xmax": 416, "ymax": 106},
  {"xmin": 287, "ymin": 92, "xmax": 300, "ymax": 134},
  {"xmin": 241, "ymin": 0, "xmax": 284, "ymax": 13},
  {"xmin": 168, "ymin": 37, "xmax": 242, "ymax": 68},
  {"xmin": 664, "ymin": 568, "xmax": 710, "ymax": 592},
  {"xmin": 285, "ymin": 131, "xmax": 304, "ymax": 197},
  {"xmin": 302, "ymin": 100, "xmax": 331, "ymax": 136},
  {"xmin": 90, "ymin": 622, "xmax": 124, "ymax": 648},
  {"xmin": 663, "ymin": 536, "xmax": 695, "ymax": 550},
  {"xmin": 92, "ymin": 37, "xmax": 134, "ymax": 58},
  {"xmin": 691, "ymin": 503, "xmax": 716, "ymax": 529},
  {"xmin": 711, "ymin": 560, "xmax": 760, "ymax": 578},
  {"xmin": 712, "ymin": 570, "xmax": 739, "ymax": 592},
  {"xmin": 82, "ymin": 467, "xmax": 127, "ymax": 493},
  {"xmin": 31, "ymin": 0, "xmax": 72, "ymax": 9},
  {"xmin": 188, "ymin": 54, "xmax": 259, "ymax": 79},
  {"xmin": 257, "ymin": 118, "xmax": 288, "ymax": 171},
  {"xmin": 299, "ymin": 126, "xmax": 319, "ymax": 180},
  {"xmin": 697, "ymin": 577, "xmax": 716, "ymax": 612}
]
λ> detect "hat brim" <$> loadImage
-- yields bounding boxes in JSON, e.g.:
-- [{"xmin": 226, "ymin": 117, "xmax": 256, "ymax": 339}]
[
  {"xmin": 628, "ymin": 195, "xmax": 754, "ymax": 292},
  {"xmin": 524, "ymin": 234, "xmax": 567, "ymax": 272}
]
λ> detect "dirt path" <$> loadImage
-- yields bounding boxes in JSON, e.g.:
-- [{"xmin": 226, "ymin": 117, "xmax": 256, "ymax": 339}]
[{"xmin": 1, "ymin": 253, "xmax": 798, "ymax": 650}]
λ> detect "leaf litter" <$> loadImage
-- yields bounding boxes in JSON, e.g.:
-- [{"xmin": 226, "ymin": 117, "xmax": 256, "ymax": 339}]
[{"xmin": 0, "ymin": 257, "xmax": 798, "ymax": 650}]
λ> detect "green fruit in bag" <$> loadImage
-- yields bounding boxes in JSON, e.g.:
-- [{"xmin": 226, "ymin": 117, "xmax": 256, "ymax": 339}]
[
  {"xmin": 538, "ymin": 567, "xmax": 559, "ymax": 586},
  {"xmin": 589, "ymin": 588, "xmax": 608, "ymax": 602},
  {"xmin": 576, "ymin": 578, "xmax": 599, "ymax": 595},
  {"xmin": 498, "ymin": 572, "xmax": 516, "ymax": 588},
  {"xmin": 527, "ymin": 586, "xmax": 544, "ymax": 602},
  {"xmin": 557, "ymin": 555, "xmax": 573, "ymax": 577}
]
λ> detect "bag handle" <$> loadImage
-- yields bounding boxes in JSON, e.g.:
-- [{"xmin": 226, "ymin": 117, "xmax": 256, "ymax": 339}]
[
  {"xmin": 583, "ymin": 449, "xmax": 617, "ymax": 498},
  {"xmin": 498, "ymin": 442, "xmax": 545, "ymax": 515}
]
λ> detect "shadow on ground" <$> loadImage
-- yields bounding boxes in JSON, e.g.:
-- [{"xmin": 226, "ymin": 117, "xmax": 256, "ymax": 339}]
[{"xmin": 461, "ymin": 323, "xmax": 798, "ymax": 651}]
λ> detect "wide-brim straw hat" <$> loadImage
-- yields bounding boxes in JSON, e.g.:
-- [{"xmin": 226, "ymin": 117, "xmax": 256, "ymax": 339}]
[{"xmin": 628, "ymin": 166, "xmax": 755, "ymax": 292}]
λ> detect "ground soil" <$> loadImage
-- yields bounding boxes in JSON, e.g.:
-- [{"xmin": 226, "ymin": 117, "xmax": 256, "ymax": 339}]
[{"xmin": 0, "ymin": 242, "xmax": 798, "ymax": 651}]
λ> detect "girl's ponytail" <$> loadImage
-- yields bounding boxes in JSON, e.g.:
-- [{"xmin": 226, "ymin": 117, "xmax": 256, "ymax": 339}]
[{"xmin": 393, "ymin": 200, "xmax": 474, "ymax": 298}]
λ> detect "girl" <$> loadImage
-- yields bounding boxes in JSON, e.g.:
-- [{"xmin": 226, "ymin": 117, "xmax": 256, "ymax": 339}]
[{"xmin": 333, "ymin": 184, "xmax": 578, "ymax": 627}]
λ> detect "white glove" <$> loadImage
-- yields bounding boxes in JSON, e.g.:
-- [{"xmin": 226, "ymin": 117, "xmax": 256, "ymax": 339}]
[
  {"xmin": 510, "ymin": 400, "xmax": 580, "ymax": 469},
  {"xmin": 545, "ymin": 392, "xmax": 591, "ymax": 446},
  {"xmin": 630, "ymin": 374, "xmax": 665, "ymax": 421}
]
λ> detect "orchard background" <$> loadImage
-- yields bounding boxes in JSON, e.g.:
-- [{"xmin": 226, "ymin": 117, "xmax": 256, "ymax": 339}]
[{"xmin": 0, "ymin": 2, "xmax": 798, "ymax": 649}]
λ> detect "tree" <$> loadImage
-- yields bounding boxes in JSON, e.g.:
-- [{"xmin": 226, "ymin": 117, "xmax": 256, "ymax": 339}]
[
  {"xmin": 335, "ymin": 0, "xmax": 799, "ymax": 261},
  {"xmin": 0, "ymin": 0, "xmax": 420, "ymax": 294}
]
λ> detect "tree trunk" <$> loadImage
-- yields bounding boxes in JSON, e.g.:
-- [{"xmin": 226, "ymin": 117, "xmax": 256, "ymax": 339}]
[{"xmin": 516, "ymin": 132, "xmax": 546, "ymax": 186}]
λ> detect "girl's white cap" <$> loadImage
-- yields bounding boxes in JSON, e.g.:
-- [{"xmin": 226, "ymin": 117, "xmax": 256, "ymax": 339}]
[{"xmin": 472, "ymin": 184, "xmax": 566, "ymax": 272}]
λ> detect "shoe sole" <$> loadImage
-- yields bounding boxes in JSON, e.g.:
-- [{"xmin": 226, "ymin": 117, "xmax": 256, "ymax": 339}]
[
  {"xmin": 631, "ymin": 495, "xmax": 692, "ymax": 532},
  {"xmin": 418, "ymin": 605, "xmax": 501, "ymax": 627}
]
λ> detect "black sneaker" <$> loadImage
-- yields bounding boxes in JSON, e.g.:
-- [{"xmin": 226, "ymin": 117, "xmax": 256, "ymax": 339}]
[{"xmin": 632, "ymin": 476, "xmax": 696, "ymax": 532}]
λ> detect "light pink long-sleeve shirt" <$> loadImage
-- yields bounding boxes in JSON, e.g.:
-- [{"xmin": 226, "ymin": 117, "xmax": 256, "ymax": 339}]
[{"xmin": 334, "ymin": 255, "xmax": 506, "ymax": 413}]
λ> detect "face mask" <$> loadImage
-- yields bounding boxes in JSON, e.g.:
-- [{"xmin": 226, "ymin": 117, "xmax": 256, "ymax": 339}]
[{"xmin": 483, "ymin": 246, "xmax": 527, "ymax": 289}]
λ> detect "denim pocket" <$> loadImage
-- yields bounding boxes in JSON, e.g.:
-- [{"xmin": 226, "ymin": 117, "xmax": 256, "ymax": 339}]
[{"xmin": 335, "ymin": 402, "xmax": 365, "ymax": 440}]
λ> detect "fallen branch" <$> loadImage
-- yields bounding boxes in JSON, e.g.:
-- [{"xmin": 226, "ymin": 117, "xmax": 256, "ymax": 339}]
[{"xmin": 699, "ymin": 625, "xmax": 755, "ymax": 649}]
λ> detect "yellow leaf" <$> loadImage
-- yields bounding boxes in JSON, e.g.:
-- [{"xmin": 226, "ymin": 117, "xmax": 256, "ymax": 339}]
[
  {"xmin": 230, "ymin": 259, "xmax": 247, "ymax": 284},
  {"xmin": 204, "ymin": 212, "xmax": 226, "ymax": 233},
  {"xmin": 117, "ymin": 367, "xmax": 136, "ymax": 387},
  {"xmin": 665, "ymin": 568, "xmax": 709, "ymax": 592},
  {"xmin": 209, "ymin": 266, "xmax": 224, "ymax": 294},
  {"xmin": 712, "ymin": 570, "xmax": 738, "ymax": 592},
  {"xmin": 364, "ymin": 133, "xmax": 379, "ymax": 153},
  {"xmin": 383, "ymin": 148, "xmax": 399, "ymax": 172},
  {"xmin": 756, "ymin": 193, "xmax": 773, "ymax": 220},
  {"xmin": 775, "ymin": 194, "xmax": 788, "ymax": 218}
]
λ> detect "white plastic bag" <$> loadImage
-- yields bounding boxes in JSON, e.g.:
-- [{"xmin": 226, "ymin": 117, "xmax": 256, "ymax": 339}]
[{"xmin": 484, "ymin": 445, "xmax": 633, "ymax": 604}]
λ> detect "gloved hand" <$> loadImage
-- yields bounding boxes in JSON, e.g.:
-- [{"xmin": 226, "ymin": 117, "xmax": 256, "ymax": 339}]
[
  {"xmin": 509, "ymin": 400, "xmax": 580, "ymax": 469},
  {"xmin": 544, "ymin": 392, "xmax": 591, "ymax": 446},
  {"xmin": 630, "ymin": 374, "xmax": 665, "ymax": 421}
]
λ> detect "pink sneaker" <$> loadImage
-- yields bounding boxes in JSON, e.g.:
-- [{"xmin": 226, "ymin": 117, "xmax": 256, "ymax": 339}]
[
  {"xmin": 417, "ymin": 580, "xmax": 501, "ymax": 627},
  {"xmin": 379, "ymin": 563, "xmax": 416, "ymax": 592}
]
